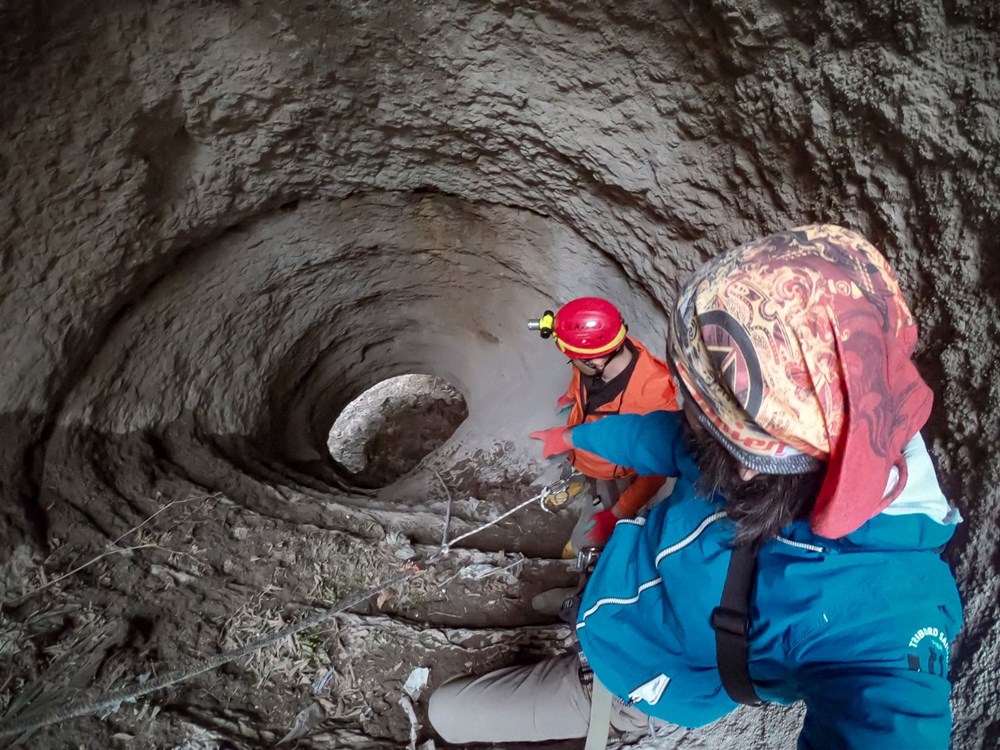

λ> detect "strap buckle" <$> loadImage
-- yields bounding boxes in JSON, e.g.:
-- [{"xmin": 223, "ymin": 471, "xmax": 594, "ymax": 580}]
[
  {"xmin": 572, "ymin": 547, "xmax": 601, "ymax": 574},
  {"xmin": 710, "ymin": 606, "xmax": 749, "ymax": 637}
]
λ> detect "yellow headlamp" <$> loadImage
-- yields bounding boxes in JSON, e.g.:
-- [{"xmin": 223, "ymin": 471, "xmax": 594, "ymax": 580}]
[{"xmin": 528, "ymin": 310, "xmax": 555, "ymax": 339}]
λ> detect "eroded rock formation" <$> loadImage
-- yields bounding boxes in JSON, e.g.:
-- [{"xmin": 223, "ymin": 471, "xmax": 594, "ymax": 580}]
[{"xmin": 1, "ymin": 1, "xmax": 997, "ymax": 747}]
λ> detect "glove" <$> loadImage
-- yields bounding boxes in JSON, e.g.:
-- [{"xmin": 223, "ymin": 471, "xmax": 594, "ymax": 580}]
[
  {"xmin": 530, "ymin": 425, "xmax": 573, "ymax": 458},
  {"xmin": 556, "ymin": 393, "xmax": 574, "ymax": 416},
  {"xmin": 583, "ymin": 508, "xmax": 619, "ymax": 547}
]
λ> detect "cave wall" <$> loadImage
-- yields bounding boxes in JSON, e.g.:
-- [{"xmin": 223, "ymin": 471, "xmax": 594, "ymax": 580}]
[{"xmin": 1, "ymin": 0, "xmax": 997, "ymax": 747}]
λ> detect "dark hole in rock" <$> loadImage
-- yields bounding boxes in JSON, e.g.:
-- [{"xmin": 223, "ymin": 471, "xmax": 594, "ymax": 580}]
[{"xmin": 327, "ymin": 374, "xmax": 468, "ymax": 488}]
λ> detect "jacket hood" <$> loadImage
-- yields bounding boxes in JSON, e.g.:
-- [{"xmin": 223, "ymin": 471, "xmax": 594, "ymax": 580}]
[{"xmin": 781, "ymin": 433, "xmax": 961, "ymax": 553}]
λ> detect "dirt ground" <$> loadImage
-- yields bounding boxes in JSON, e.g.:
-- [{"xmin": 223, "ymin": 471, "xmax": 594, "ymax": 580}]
[{"xmin": 0, "ymin": 385, "xmax": 583, "ymax": 749}]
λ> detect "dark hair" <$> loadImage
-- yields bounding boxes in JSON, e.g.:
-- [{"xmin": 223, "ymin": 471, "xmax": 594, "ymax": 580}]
[{"xmin": 686, "ymin": 423, "xmax": 826, "ymax": 548}]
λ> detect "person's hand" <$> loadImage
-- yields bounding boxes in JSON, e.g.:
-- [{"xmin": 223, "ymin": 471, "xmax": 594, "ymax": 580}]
[
  {"xmin": 530, "ymin": 425, "xmax": 573, "ymax": 458},
  {"xmin": 583, "ymin": 508, "xmax": 619, "ymax": 546},
  {"xmin": 556, "ymin": 393, "xmax": 574, "ymax": 416}
]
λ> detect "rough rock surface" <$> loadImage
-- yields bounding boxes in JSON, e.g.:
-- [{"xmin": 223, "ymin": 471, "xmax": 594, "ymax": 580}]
[{"xmin": 0, "ymin": 0, "xmax": 997, "ymax": 748}]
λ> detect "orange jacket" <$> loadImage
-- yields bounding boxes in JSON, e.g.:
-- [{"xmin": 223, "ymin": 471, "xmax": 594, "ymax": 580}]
[{"xmin": 563, "ymin": 337, "xmax": 679, "ymax": 516}]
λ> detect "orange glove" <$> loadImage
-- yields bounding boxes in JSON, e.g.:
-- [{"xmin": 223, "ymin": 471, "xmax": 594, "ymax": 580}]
[
  {"xmin": 530, "ymin": 426, "xmax": 573, "ymax": 458},
  {"xmin": 583, "ymin": 508, "xmax": 619, "ymax": 546},
  {"xmin": 612, "ymin": 475, "xmax": 666, "ymax": 518}
]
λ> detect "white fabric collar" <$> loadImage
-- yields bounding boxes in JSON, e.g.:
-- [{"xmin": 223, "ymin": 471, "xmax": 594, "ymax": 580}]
[{"xmin": 881, "ymin": 433, "xmax": 962, "ymax": 525}]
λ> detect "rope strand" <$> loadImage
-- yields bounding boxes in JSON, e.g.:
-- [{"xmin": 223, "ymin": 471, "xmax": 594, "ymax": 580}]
[{"xmin": 442, "ymin": 493, "xmax": 541, "ymax": 551}]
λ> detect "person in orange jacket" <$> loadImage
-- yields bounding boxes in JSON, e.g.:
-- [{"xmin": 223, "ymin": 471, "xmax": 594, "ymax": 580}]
[{"xmin": 529, "ymin": 297, "xmax": 680, "ymax": 555}]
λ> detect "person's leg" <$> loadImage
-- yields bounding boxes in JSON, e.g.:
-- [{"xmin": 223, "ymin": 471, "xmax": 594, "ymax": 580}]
[
  {"xmin": 428, "ymin": 654, "xmax": 591, "ymax": 743},
  {"xmin": 530, "ymin": 586, "xmax": 580, "ymax": 618},
  {"xmin": 611, "ymin": 698, "xmax": 661, "ymax": 734}
]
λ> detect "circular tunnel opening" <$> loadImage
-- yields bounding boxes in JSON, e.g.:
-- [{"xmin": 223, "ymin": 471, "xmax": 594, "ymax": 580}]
[{"xmin": 327, "ymin": 374, "xmax": 469, "ymax": 488}]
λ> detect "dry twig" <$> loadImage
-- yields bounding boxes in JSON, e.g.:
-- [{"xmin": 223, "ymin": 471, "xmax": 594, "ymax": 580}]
[
  {"xmin": 434, "ymin": 472, "xmax": 453, "ymax": 547},
  {"xmin": 6, "ymin": 494, "xmax": 217, "ymax": 606},
  {"xmin": 7, "ymin": 545, "xmax": 160, "ymax": 604}
]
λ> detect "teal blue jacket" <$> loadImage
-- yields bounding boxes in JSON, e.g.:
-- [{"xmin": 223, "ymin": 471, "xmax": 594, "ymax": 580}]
[{"xmin": 573, "ymin": 410, "xmax": 962, "ymax": 750}]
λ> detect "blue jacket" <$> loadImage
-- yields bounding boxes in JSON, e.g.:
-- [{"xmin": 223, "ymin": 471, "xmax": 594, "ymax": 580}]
[{"xmin": 573, "ymin": 411, "xmax": 963, "ymax": 750}]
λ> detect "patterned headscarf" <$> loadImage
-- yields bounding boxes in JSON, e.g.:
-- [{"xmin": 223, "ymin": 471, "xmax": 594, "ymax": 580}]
[{"xmin": 668, "ymin": 224, "xmax": 933, "ymax": 538}]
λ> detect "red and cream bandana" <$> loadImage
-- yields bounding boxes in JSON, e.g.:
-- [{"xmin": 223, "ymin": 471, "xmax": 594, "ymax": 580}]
[{"xmin": 667, "ymin": 224, "xmax": 933, "ymax": 538}]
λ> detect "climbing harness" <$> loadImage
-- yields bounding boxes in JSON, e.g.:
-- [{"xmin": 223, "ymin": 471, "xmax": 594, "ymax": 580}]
[{"xmin": 0, "ymin": 481, "xmax": 562, "ymax": 740}]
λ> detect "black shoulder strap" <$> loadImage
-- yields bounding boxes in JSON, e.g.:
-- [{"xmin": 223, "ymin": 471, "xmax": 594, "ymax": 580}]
[{"xmin": 711, "ymin": 544, "xmax": 763, "ymax": 706}]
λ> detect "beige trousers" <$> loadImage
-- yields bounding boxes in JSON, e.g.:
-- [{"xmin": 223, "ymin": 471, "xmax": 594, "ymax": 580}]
[{"xmin": 427, "ymin": 653, "xmax": 654, "ymax": 744}]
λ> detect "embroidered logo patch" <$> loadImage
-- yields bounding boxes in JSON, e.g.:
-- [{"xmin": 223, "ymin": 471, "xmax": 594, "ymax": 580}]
[{"xmin": 906, "ymin": 626, "xmax": 949, "ymax": 676}]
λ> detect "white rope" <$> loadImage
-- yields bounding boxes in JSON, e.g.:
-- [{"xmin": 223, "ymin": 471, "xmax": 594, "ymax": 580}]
[{"xmin": 440, "ymin": 490, "xmax": 545, "ymax": 553}]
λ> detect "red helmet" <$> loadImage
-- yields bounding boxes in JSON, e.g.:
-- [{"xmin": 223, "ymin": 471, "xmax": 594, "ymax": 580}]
[{"xmin": 553, "ymin": 297, "xmax": 627, "ymax": 359}]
